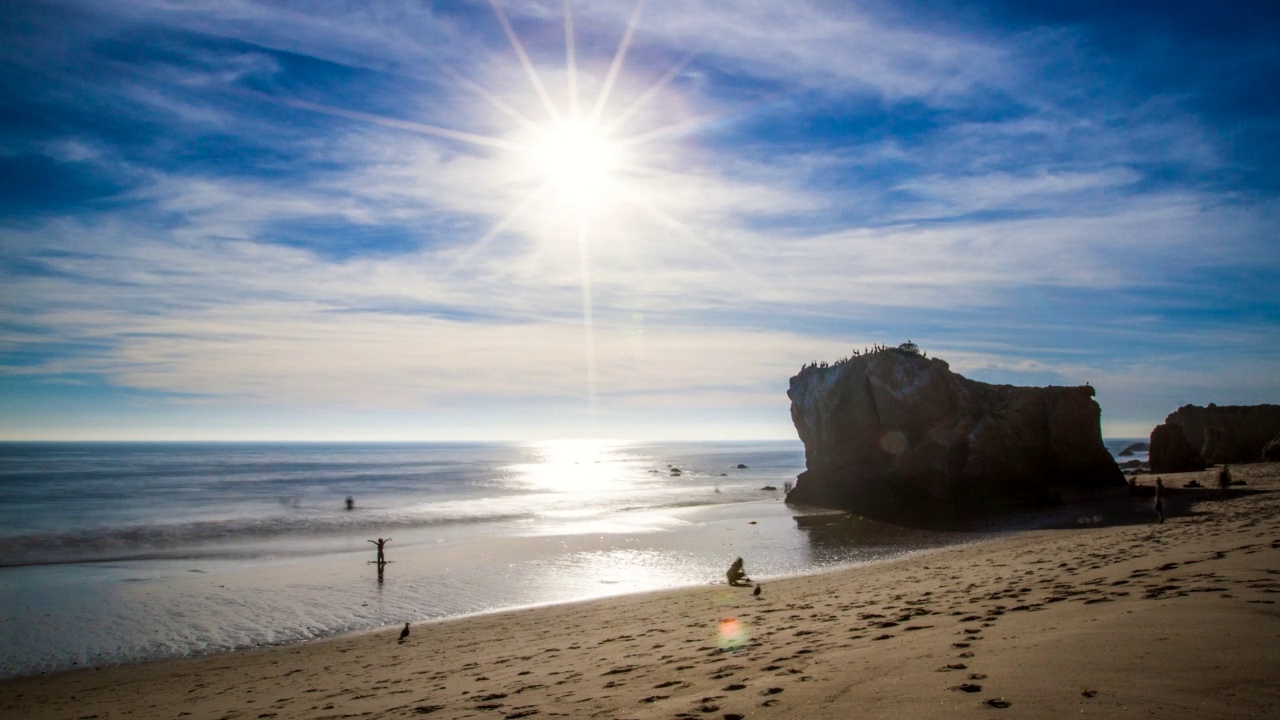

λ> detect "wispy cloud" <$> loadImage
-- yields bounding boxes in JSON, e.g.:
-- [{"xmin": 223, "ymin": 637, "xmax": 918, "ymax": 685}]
[{"xmin": 1, "ymin": 0, "xmax": 1277, "ymax": 439}]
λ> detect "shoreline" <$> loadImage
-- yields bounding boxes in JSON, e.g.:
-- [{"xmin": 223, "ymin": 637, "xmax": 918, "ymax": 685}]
[
  {"xmin": 0, "ymin": 496, "xmax": 979, "ymax": 679},
  {"xmin": 4, "ymin": 464, "xmax": 1278, "ymax": 719}
]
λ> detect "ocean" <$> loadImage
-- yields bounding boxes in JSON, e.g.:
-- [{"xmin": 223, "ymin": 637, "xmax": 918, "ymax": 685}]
[{"xmin": 0, "ymin": 439, "xmax": 1144, "ymax": 678}]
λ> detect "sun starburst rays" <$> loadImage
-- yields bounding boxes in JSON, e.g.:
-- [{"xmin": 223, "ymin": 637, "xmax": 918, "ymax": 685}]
[
  {"xmin": 488, "ymin": 0, "xmax": 563, "ymax": 125},
  {"xmin": 589, "ymin": 0, "xmax": 645, "ymax": 126},
  {"xmin": 253, "ymin": 0, "xmax": 737, "ymax": 421}
]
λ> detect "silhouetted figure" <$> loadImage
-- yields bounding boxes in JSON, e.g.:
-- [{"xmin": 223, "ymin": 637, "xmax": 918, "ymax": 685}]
[
  {"xmin": 399, "ymin": 622, "xmax": 410, "ymax": 643},
  {"xmin": 369, "ymin": 537, "xmax": 392, "ymax": 564},
  {"xmin": 345, "ymin": 496, "xmax": 355, "ymax": 511},
  {"xmin": 1218, "ymin": 465, "xmax": 1232, "ymax": 495},
  {"xmin": 1153, "ymin": 478, "xmax": 1165, "ymax": 524},
  {"xmin": 753, "ymin": 583, "xmax": 762, "ymax": 597},
  {"xmin": 726, "ymin": 557, "xmax": 751, "ymax": 586}
]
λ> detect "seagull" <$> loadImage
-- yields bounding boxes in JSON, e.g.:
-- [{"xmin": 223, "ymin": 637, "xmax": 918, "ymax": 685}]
[
  {"xmin": 399, "ymin": 622, "xmax": 410, "ymax": 642},
  {"xmin": 753, "ymin": 583, "xmax": 762, "ymax": 597}
]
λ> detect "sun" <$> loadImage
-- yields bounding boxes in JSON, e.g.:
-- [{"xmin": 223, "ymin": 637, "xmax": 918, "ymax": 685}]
[
  {"xmin": 261, "ymin": 0, "xmax": 714, "ymax": 426},
  {"xmin": 531, "ymin": 119, "xmax": 621, "ymax": 210}
]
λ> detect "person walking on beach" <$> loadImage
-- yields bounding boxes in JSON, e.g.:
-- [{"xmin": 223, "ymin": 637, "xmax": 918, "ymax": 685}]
[
  {"xmin": 369, "ymin": 537, "xmax": 391, "ymax": 564},
  {"xmin": 1218, "ymin": 464, "xmax": 1233, "ymax": 496},
  {"xmin": 1153, "ymin": 478, "xmax": 1165, "ymax": 524}
]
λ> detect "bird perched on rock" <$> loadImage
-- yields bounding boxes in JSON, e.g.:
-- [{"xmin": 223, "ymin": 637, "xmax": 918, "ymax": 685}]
[
  {"xmin": 399, "ymin": 622, "xmax": 410, "ymax": 642},
  {"xmin": 753, "ymin": 583, "xmax": 762, "ymax": 597}
]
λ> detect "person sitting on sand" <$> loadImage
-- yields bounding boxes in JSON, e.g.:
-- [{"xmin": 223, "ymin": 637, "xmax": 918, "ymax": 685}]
[
  {"xmin": 369, "ymin": 537, "xmax": 391, "ymax": 564},
  {"xmin": 1153, "ymin": 478, "xmax": 1165, "ymax": 524},
  {"xmin": 726, "ymin": 557, "xmax": 751, "ymax": 586}
]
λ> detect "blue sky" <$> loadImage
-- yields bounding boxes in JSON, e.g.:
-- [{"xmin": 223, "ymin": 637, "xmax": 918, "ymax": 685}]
[{"xmin": 1, "ymin": 0, "xmax": 1277, "ymax": 441}]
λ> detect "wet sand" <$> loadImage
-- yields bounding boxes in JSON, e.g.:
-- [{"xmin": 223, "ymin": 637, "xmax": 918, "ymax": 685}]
[{"xmin": 4, "ymin": 463, "xmax": 1279, "ymax": 719}]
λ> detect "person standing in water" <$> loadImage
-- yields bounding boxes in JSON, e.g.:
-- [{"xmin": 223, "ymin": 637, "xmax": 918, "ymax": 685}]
[{"xmin": 369, "ymin": 537, "xmax": 391, "ymax": 564}]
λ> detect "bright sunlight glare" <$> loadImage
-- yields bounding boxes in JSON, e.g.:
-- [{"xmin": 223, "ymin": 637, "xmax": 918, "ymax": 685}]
[
  {"xmin": 532, "ymin": 120, "xmax": 621, "ymax": 209},
  {"xmin": 510, "ymin": 438, "xmax": 631, "ymax": 494}
]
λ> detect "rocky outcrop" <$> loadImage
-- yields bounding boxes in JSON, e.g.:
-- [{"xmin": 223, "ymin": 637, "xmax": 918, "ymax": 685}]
[
  {"xmin": 1149, "ymin": 422, "xmax": 1206, "ymax": 472},
  {"xmin": 1117, "ymin": 442, "xmax": 1149, "ymax": 457},
  {"xmin": 786, "ymin": 348, "xmax": 1123, "ymax": 523},
  {"xmin": 1263, "ymin": 434, "xmax": 1280, "ymax": 462},
  {"xmin": 1149, "ymin": 404, "xmax": 1280, "ymax": 472}
]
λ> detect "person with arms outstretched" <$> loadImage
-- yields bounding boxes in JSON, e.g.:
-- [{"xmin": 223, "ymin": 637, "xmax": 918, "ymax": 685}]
[{"xmin": 369, "ymin": 537, "xmax": 392, "ymax": 564}]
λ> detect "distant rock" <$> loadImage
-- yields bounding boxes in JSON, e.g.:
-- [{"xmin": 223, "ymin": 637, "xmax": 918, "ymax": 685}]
[
  {"xmin": 1149, "ymin": 404, "xmax": 1280, "ymax": 472},
  {"xmin": 761, "ymin": 485, "xmax": 777, "ymax": 491},
  {"xmin": 786, "ymin": 348, "xmax": 1122, "ymax": 523},
  {"xmin": 736, "ymin": 463, "xmax": 749, "ymax": 469},
  {"xmin": 1117, "ymin": 442, "xmax": 1149, "ymax": 457}
]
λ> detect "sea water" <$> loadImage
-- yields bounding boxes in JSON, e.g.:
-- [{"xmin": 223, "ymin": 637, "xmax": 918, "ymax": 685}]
[{"xmin": 0, "ymin": 438, "xmax": 1143, "ymax": 678}]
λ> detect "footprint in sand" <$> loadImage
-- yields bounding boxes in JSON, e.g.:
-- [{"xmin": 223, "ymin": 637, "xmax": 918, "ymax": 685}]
[{"xmin": 654, "ymin": 680, "xmax": 684, "ymax": 688}]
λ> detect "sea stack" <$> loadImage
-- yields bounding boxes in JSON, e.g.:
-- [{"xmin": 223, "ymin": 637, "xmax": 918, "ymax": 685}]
[
  {"xmin": 1149, "ymin": 403, "xmax": 1280, "ymax": 472},
  {"xmin": 786, "ymin": 345, "xmax": 1122, "ymax": 523}
]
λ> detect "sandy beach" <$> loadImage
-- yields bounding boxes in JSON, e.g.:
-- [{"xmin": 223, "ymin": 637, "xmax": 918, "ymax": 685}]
[{"xmin": 4, "ymin": 464, "xmax": 1278, "ymax": 720}]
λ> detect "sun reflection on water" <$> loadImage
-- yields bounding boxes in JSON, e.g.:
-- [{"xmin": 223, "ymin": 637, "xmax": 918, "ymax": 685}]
[{"xmin": 509, "ymin": 438, "xmax": 635, "ymax": 495}]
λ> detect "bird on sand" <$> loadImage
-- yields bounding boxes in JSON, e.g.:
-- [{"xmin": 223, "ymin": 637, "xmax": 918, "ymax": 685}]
[
  {"xmin": 753, "ymin": 583, "xmax": 762, "ymax": 597},
  {"xmin": 399, "ymin": 622, "xmax": 410, "ymax": 642}
]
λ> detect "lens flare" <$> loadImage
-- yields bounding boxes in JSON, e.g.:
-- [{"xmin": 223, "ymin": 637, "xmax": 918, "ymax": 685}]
[{"xmin": 717, "ymin": 616, "xmax": 748, "ymax": 649}]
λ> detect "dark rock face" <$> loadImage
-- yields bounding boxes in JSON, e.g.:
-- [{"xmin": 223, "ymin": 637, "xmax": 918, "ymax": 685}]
[
  {"xmin": 786, "ymin": 349, "xmax": 1123, "ymax": 522},
  {"xmin": 1149, "ymin": 422, "xmax": 1206, "ymax": 472},
  {"xmin": 1149, "ymin": 404, "xmax": 1280, "ymax": 472},
  {"xmin": 1263, "ymin": 434, "xmax": 1280, "ymax": 462}
]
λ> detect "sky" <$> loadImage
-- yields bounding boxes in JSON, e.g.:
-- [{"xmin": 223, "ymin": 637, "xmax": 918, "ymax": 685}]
[{"xmin": 1, "ymin": 0, "xmax": 1278, "ymax": 442}]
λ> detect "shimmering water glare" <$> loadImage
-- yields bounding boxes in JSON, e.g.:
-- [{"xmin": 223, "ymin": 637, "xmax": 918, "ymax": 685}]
[{"xmin": 0, "ymin": 440, "xmax": 991, "ymax": 677}]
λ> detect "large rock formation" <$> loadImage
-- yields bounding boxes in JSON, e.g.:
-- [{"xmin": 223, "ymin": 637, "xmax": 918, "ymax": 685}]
[
  {"xmin": 786, "ymin": 348, "xmax": 1123, "ymax": 523},
  {"xmin": 1148, "ymin": 404, "xmax": 1280, "ymax": 472}
]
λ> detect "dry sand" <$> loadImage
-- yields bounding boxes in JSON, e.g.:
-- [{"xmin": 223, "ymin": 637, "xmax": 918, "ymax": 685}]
[{"xmin": 4, "ymin": 464, "xmax": 1279, "ymax": 720}]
